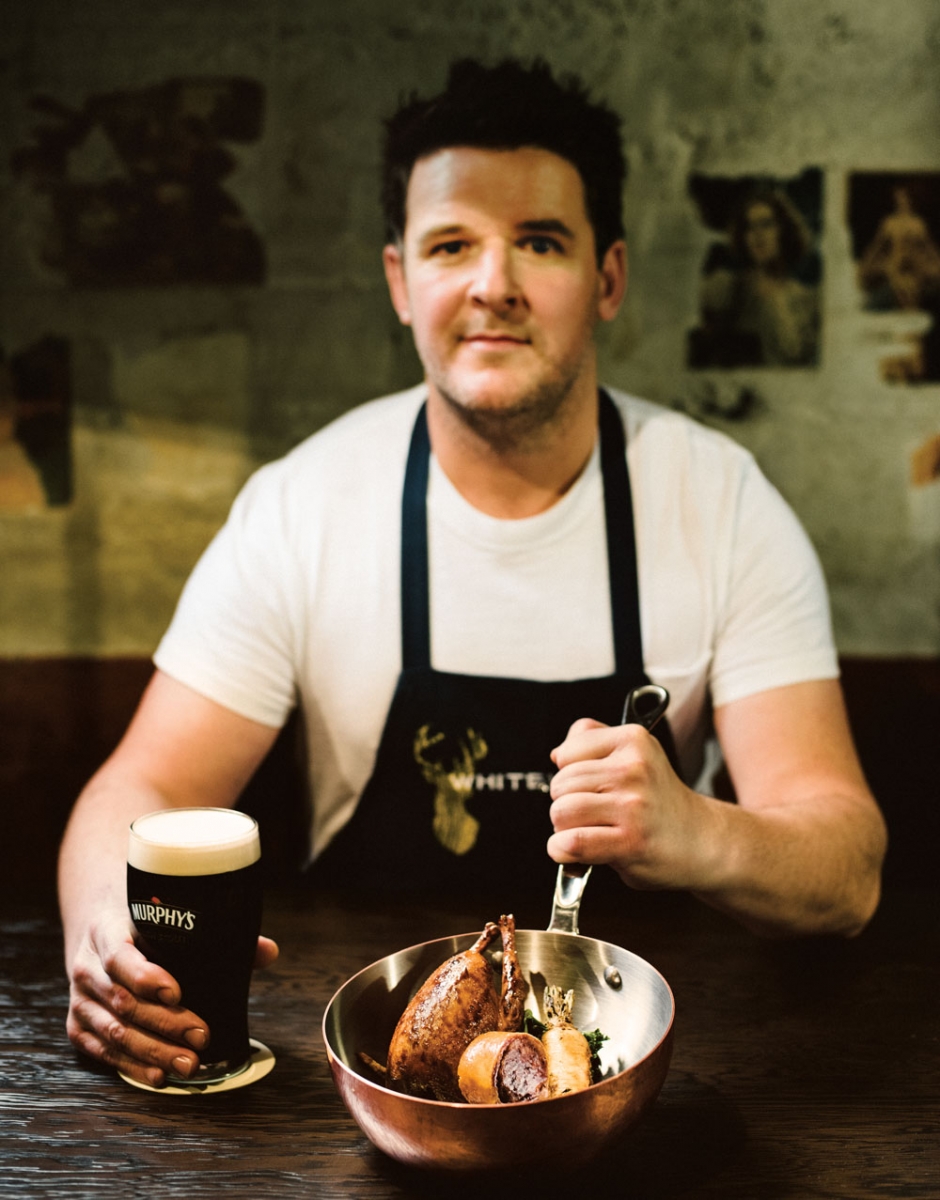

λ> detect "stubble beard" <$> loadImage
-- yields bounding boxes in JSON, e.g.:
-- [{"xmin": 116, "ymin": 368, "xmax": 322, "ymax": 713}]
[{"xmin": 432, "ymin": 347, "xmax": 594, "ymax": 454}]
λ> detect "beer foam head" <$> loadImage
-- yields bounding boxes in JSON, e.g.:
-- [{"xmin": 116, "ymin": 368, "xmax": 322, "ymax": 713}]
[{"xmin": 128, "ymin": 808, "xmax": 260, "ymax": 876}]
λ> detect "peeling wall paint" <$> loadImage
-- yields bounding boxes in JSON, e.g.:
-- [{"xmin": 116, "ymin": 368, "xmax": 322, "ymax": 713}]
[{"xmin": 1, "ymin": 0, "xmax": 938, "ymax": 656}]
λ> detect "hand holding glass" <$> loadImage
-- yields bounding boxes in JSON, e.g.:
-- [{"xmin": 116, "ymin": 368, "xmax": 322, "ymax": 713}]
[{"xmin": 126, "ymin": 807, "xmax": 263, "ymax": 1085}]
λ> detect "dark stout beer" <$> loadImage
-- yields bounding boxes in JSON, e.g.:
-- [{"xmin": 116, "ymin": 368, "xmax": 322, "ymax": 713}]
[{"xmin": 127, "ymin": 808, "xmax": 262, "ymax": 1084}]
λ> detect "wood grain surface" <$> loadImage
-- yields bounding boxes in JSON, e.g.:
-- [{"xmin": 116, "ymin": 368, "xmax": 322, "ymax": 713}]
[{"xmin": 1, "ymin": 884, "xmax": 937, "ymax": 1199}]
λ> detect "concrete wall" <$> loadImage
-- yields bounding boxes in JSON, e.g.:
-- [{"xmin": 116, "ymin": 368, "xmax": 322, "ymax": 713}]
[{"xmin": 2, "ymin": 0, "xmax": 939, "ymax": 657}]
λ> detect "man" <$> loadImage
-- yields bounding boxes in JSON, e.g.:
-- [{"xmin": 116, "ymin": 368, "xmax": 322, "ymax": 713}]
[{"xmin": 58, "ymin": 59, "xmax": 887, "ymax": 1089}]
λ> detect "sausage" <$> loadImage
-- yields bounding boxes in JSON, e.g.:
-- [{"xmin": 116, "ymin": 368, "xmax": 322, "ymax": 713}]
[{"xmin": 457, "ymin": 1031, "xmax": 549, "ymax": 1104}]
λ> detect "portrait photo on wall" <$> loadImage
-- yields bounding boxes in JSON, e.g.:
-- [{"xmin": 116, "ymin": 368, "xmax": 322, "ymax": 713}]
[
  {"xmin": 687, "ymin": 169, "xmax": 823, "ymax": 370},
  {"xmin": 848, "ymin": 172, "xmax": 940, "ymax": 385}
]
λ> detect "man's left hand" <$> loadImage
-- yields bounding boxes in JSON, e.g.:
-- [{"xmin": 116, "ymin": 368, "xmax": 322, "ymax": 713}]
[{"xmin": 547, "ymin": 718, "xmax": 716, "ymax": 890}]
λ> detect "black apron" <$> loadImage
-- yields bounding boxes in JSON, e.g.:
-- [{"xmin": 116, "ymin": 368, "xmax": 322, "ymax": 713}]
[{"xmin": 314, "ymin": 390, "xmax": 677, "ymax": 922}]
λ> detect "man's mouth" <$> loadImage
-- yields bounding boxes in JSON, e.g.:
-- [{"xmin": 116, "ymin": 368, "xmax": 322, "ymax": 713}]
[{"xmin": 461, "ymin": 332, "xmax": 530, "ymax": 346}]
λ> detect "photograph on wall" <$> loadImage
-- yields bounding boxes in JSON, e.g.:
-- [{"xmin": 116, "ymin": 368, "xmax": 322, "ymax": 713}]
[
  {"xmin": 848, "ymin": 172, "xmax": 940, "ymax": 384},
  {"xmin": 0, "ymin": 337, "xmax": 72, "ymax": 511},
  {"xmin": 11, "ymin": 78, "xmax": 265, "ymax": 287},
  {"xmin": 686, "ymin": 169, "xmax": 823, "ymax": 369}
]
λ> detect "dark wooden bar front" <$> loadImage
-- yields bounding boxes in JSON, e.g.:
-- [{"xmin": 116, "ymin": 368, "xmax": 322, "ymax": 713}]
[
  {"xmin": 3, "ymin": 654, "xmax": 939, "ymax": 900},
  {"xmin": 1, "ymin": 883, "xmax": 937, "ymax": 1199}
]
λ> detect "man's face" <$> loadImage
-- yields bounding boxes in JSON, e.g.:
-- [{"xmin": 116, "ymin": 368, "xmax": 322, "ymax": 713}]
[{"xmin": 383, "ymin": 147, "xmax": 626, "ymax": 442}]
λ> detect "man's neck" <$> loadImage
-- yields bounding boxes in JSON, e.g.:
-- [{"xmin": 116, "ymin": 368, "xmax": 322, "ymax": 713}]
[{"xmin": 424, "ymin": 381, "xmax": 599, "ymax": 519}]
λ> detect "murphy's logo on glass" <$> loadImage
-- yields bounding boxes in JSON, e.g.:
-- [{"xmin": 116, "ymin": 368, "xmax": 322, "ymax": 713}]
[
  {"xmin": 130, "ymin": 896, "xmax": 196, "ymax": 930},
  {"xmin": 412, "ymin": 724, "xmax": 550, "ymax": 857}
]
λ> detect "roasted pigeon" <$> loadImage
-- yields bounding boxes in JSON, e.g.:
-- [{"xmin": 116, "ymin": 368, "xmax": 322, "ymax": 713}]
[{"xmin": 386, "ymin": 914, "xmax": 527, "ymax": 1101}]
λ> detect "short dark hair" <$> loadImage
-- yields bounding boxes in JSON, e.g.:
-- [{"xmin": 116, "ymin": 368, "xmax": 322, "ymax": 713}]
[{"xmin": 381, "ymin": 58, "xmax": 627, "ymax": 261}]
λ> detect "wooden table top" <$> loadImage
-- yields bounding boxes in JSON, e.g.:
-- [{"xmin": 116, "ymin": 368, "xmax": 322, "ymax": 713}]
[{"xmin": 1, "ymin": 882, "xmax": 937, "ymax": 1198}]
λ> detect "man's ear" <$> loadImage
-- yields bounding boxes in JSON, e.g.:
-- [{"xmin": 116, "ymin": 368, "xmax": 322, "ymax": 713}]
[
  {"xmin": 597, "ymin": 239, "xmax": 628, "ymax": 322},
  {"xmin": 383, "ymin": 243, "xmax": 412, "ymax": 325}
]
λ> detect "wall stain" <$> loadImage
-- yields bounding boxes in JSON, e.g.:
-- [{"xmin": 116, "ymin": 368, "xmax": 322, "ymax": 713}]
[
  {"xmin": 671, "ymin": 380, "xmax": 760, "ymax": 423},
  {"xmin": 11, "ymin": 78, "xmax": 266, "ymax": 287},
  {"xmin": 0, "ymin": 337, "xmax": 72, "ymax": 509}
]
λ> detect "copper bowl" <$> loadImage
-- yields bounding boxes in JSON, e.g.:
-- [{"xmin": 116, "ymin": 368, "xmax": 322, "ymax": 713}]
[{"xmin": 322, "ymin": 887, "xmax": 674, "ymax": 1172}]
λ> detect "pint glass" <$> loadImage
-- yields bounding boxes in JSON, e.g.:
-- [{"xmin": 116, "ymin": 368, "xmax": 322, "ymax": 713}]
[{"xmin": 127, "ymin": 807, "xmax": 263, "ymax": 1085}]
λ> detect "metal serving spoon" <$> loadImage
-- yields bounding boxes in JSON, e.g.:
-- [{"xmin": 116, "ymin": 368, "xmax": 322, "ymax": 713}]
[{"xmin": 548, "ymin": 683, "xmax": 670, "ymax": 935}]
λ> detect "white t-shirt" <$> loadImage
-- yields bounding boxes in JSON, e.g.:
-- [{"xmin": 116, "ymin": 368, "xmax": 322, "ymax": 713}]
[{"xmin": 154, "ymin": 385, "xmax": 838, "ymax": 861}]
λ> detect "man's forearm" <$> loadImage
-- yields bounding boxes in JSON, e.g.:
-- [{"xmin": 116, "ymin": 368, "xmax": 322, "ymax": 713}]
[
  {"xmin": 689, "ymin": 791, "xmax": 887, "ymax": 938},
  {"xmin": 57, "ymin": 771, "xmax": 173, "ymax": 969},
  {"xmin": 699, "ymin": 680, "xmax": 888, "ymax": 937}
]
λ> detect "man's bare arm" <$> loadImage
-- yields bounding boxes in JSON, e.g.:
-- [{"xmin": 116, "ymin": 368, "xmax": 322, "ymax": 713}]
[
  {"xmin": 58, "ymin": 669, "xmax": 281, "ymax": 1085},
  {"xmin": 547, "ymin": 679, "xmax": 887, "ymax": 937},
  {"xmin": 701, "ymin": 678, "xmax": 886, "ymax": 935}
]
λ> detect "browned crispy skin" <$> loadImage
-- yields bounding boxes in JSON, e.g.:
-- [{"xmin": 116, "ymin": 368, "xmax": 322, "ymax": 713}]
[
  {"xmin": 386, "ymin": 916, "xmax": 527, "ymax": 1102},
  {"xmin": 497, "ymin": 913, "xmax": 526, "ymax": 1032}
]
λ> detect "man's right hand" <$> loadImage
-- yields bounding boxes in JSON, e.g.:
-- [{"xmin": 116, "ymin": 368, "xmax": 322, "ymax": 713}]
[
  {"xmin": 58, "ymin": 672, "xmax": 284, "ymax": 1085},
  {"xmin": 65, "ymin": 907, "xmax": 210, "ymax": 1088},
  {"xmin": 66, "ymin": 908, "xmax": 281, "ymax": 1088}
]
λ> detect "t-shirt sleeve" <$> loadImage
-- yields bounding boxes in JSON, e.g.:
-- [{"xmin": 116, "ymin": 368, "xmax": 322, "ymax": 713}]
[
  {"xmin": 153, "ymin": 466, "xmax": 299, "ymax": 728},
  {"xmin": 708, "ymin": 457, "xmax": 839, "ymax": 709}
]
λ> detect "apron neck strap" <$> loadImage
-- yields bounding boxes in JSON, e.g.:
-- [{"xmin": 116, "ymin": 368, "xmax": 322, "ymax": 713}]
[
  {"xmin": 401, "ymin": 404, "xmax": 432, "ymax": 669},
  {"xmin": 400, "ymin": 390, "xmax": 642, "ymax": 677},
  {"xmin": 598, "ymin": 387, "xmax": 642, "ymax": 679}
]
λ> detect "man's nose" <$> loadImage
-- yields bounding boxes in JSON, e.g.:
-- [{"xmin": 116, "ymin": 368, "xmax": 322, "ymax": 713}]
[{"xmin": 468, "ymin": 243, "xmax": 523, "ymax": 312}]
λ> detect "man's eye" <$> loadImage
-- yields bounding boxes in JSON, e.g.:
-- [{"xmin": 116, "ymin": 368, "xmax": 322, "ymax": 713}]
[
  {"xmin": 431, "ymin": 240, "xmax": 466, "ymax": 256},
  {"xmin": 525, "ymin": 236, "xmax": 562, "ymax": 255}
]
